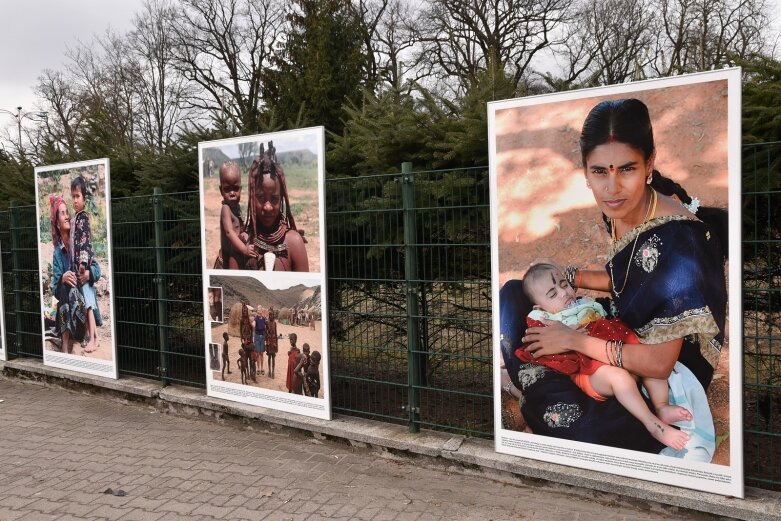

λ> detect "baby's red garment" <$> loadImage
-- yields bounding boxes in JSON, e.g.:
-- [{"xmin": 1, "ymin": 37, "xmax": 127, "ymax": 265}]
[{"xmin": 515, "ymin": 316, "xmax": 639, "ymax": 376}]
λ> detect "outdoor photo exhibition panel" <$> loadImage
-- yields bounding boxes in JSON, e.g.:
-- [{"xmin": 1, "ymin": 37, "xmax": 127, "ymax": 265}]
[
  {"xmin": 489, "ymin": 69, "xmax": 743, "ymax": 496},
  {"xmin": 34, "ymin": 158, "xmax": 118, "ymax": 378},
  {"xmin": 199, "ymin": 127, "xmax": 330, "ymax": 420}
]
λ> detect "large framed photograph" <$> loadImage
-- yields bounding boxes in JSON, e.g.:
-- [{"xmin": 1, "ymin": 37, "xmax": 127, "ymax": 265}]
[
  {"xmin": 34, "ymin": 158, "xmax": 117, "ymax": 378},
  {"xmin": 489, "ymin": 69, "xmax": 742, "ymax": 496},
  {"xmin": 199, "ymin": 127, "xmax": 330, "ymax": 419}
]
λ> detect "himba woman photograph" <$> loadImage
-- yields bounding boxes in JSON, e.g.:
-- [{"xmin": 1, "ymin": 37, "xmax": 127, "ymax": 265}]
[{"xmin": 201, "ymin": 131, "xmax": 322, "ymax": 273}]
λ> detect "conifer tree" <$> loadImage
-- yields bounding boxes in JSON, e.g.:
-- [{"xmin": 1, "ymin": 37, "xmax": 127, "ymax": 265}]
[{"xmin": 264, "ymin": 0, "xmax": 369, "ymax": 134}]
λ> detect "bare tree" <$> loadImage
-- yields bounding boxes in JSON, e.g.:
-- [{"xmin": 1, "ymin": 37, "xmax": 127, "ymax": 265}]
[
  {"xmin": 650, "ymin": 0, "xmax": 771, "ymax": 75},
  {"xmin": 349, "ymin": 0, "xmax": 389, "ymax": 86},
  {"xmin": 65, "ymin": 29, "xmax": 143, "ymax": 153},
  {"xmin": 378, "ymin": 0, "xmax": 429, "ymax": 90},
  {"xmin": 170, "ymin": 0, "xmax": 283, "ymax": 132},
  {"xmin": 348, "ymin": 0, "xmax": 429, "ymax": 92},
  {"xmin": 558, "ymin": 0, "xmax": 654, "ymax": 87},
  {"xmin": 416, "ymin": 0, "xmax": 572, "ymax": 94},
  {"xmin": 130, "ymin": 0, "xmax": 193, "ymax": 152},
  {"xmin": 35, "ymin": 69, "xmax": 86, "ymax": 157}
]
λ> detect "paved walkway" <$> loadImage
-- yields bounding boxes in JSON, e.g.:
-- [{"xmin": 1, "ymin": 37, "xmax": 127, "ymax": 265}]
[{"xmin": 0, "ymin": 377, "xmax": 726, "ymax": 521}]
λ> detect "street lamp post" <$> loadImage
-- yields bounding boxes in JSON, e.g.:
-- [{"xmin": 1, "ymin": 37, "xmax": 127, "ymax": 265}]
[{"xmin": 0, "ymin": 106, "xmax": 48, "ymax": 159}]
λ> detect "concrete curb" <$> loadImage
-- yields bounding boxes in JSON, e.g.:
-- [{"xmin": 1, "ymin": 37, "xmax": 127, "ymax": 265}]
[{"xmin": 2, "ymin": 359, "xmax": 779, "ymax": 520}]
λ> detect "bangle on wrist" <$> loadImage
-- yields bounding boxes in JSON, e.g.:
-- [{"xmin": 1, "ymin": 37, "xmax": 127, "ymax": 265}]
[
  {"xmin": 504, "ymin": 382, "xmax": 514, "ymax": 396},
  {"xmin": 564, "ymin": 265, "xmax": 578, "ymax": 289}
]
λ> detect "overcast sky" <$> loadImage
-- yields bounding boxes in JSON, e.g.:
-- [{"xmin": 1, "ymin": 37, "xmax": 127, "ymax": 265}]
[
  {"xmin": 0, "ymin": 0, "xmax": 144, "ymax": 117},
  {"xmin": 1, "ymin": 0, "xmax": 780, "ymax": 136}
]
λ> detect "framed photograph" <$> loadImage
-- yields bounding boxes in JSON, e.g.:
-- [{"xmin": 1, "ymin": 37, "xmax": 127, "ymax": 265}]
[
  {"xmin": 199, "ymin": 127, "xmax": 330, "ymax": 419},
  {"xmin": 208, "ymin": 286, "xmax": 224, "ymax": 323},
  {"xmin": 34, "ymin": 158, "xmax": 117, "ymax": 378},
  {"xmin": 489, "ymin": 69, "xmax": 742, "ymax": 496}
]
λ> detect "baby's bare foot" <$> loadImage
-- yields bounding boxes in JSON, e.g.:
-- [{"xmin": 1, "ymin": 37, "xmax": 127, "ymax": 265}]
[
  {"xmin": 657, "ymin": 404, "xmax": 693, "ymax": 424},
  {"xmin": 649, "ymin": 420, "xmax": 690, "ymax": 451}
]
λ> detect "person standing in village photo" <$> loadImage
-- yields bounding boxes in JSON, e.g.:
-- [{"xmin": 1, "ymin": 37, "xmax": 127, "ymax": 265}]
[
  {"xmin": 254, "ymin": 305, "xmax": 267, "ymax": 376},
  {"xmin": 266, "ymin": 311, "xmax": 278, "ymax": 379}
]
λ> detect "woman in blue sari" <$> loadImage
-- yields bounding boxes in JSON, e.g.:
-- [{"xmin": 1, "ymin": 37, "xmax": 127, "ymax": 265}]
[{"xmin": 501, "ymin": 99, "xmax": 728, "ymax": 456}]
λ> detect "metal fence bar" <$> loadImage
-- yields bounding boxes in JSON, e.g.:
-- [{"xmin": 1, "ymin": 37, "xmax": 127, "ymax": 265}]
[
  {"xmin": 153, "ymin": 188, "xmax": 170, "ymax": 386},
  {"xmin": 326, "ymin": 170, "xmax": 410, "ymax": 426},
  {"xmin": 402, "ymin": 162, "xmax": 422, "ymax": 432}
]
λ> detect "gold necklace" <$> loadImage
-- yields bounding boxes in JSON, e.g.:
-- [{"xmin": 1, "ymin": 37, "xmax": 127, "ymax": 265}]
[{"xmin": 609, "ymin": 188, "xmax": 657, "ymax": 296}]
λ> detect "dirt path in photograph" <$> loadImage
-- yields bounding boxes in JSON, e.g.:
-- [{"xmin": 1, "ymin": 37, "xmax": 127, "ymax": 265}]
[{"xmin": 210, "ymin": 320, "xmax": 323, "ymax": 396}]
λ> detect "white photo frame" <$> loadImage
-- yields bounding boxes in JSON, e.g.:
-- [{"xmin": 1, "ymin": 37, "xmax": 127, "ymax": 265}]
[
  {"xmin": 489, "ymin": 69, "xmax": 743, "ymax": 497},
  {"xmin": 199, "ymin": 127, "xmax": 331, "ymax": 420},
  {"xmin": 34, "ymin": 158, "xmax": 118, "ymax": 378}
]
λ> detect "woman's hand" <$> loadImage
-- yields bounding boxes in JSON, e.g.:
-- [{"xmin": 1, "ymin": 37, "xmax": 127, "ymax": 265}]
[
  {"xmin": 61, "ymin": 270, "xmax": 77, "ymax": 288},
  {"xmin": 523, "ymin": 319, "xmax": 583, "ymax": 358},
  {"xmin": 77, "ymin": 268, "xmax": 90, "ymax": 286}
]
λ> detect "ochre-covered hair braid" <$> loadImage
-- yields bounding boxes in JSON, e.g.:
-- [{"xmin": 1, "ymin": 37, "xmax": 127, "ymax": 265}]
[{"xmin": 245, "ymin": 147, "xmax": 300, "ymax": 240}]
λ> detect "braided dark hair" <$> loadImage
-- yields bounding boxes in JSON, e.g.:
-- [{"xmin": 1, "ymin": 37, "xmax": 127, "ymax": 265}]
[
  {"xmin": 650, "ymin": 171, "xmax": 728, "ymax": 260},
  {"xmin": 580, "ymin": 98, "xmax": 728, "ymax": 260},
  {"xmin": 245, "ymin": 143, "xmax": 298, "ymax": 239}
]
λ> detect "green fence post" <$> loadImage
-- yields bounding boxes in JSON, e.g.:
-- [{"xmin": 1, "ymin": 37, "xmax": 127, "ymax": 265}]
[
  {"xmin": 153, "ymin": 188, "xmax": 169, "ymax": 386},
  {"xmin": 8, "ymin": 202, "xmax": 21, "ymax": 357},
  {"xmin": 402, "ymin": 162, "xmax": 421, "ymax": 432}
]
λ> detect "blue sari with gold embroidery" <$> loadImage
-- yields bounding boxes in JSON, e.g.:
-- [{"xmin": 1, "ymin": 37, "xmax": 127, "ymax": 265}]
[{"xmin": 500, "ymin": 216, "xmax": 727, "ymax": 452}]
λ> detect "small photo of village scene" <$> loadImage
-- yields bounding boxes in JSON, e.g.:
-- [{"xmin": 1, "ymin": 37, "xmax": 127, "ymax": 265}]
[
  {"xmin": 35, "ymin": 160, "xmax": 114, "ymax": 362},
  {"xmin": 209, "ymin": 274, "xmax": 324, "ymax": 398}
]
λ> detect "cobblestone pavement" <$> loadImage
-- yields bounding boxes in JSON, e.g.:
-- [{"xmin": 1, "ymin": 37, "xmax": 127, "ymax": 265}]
[{"xmin": 0, "ymin": 378, "xmax": 728, "ymax": 521}]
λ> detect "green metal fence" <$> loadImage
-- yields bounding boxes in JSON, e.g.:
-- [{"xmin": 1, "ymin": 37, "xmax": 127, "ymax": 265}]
[
  {"xmin": 1, "ymin": 149, "xmax": 780, "ymax": 489},
  {"xmin": 326, "ymin": 164, "xmax": 493, "ymax": 435},
  {"xmin": 0, "ymin": 210, "xmax": 15, "ymax": 358},
  {"xmin": 742, "ymin": 141, "xmax": 781, "ymax": 490},
  {"xmin": 111, "ymin": 189, "xmax": 204, "ymax": 387},
  {"xmin": 5, "ymin": 204, "xmax": 42, "ymax": 359}
]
